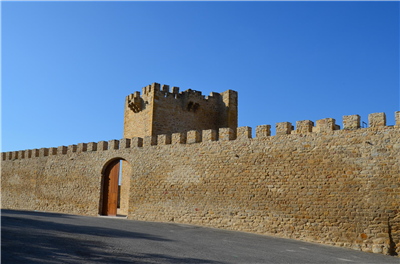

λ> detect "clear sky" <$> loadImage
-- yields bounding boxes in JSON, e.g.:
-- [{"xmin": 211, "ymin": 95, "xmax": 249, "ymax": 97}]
[{"xmin": 1, "ymin": 1, "xmax": 399, "ymax": 153}]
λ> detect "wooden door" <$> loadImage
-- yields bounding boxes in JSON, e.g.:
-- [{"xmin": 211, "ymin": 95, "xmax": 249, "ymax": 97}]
[{"xmin": 102, "ymin": 160, "xmax": 120, "ymax": 216}]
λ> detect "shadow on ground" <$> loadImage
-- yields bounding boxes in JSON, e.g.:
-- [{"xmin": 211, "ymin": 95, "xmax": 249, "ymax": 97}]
[{"xmin": 1, "ymin": 209, "xmax": 226, "ymax": 264}]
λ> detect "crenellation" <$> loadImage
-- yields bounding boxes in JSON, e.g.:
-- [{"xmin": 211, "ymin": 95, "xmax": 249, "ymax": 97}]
[
  {"xmin": 120, "ymin": 138, "xmax": 131, "ymax": 149},
  {"xmin": 32, "ymin": 149, "xmax": 39, "ymax": 158},
  {"xmin": 57, "ymin": 146, "xmax": 67, "ymax": 155},
  {"xmin": 2, "ymin": 79, "xmax": 399, "ymax": 258},
  {"xmin": 172, "ymin": 133, "xmax": 186, "ymax": 144},
  {"xmin": 202, "ymin": 129, "xmax": 217, "ymax": 142},
  {"xmin": 255, "ymin": 125, "xmax": 271, "ymax": 138},
  {"xmin": 12, "ymin": 151, "xmax": 18, "ymax": 160},
  {"xmin": 219, "ymin": 127, "xmax": 234, "ymax": 141},
  {"xmin": 108, "ymin": 140, "xmax": 119, "ymax": 150},
  {"xmin": 143, "ymin": 136, "xmax": 156, "ymax": 147},
  {"xmin": 157, "ymin": 134, "xmax": 171, "ymax": 145},
  {"xmin": 276, "ymin": 122, "xmax": 292, "ymax": 135},
  {"xmin": 97, "ymin": 141, "xmax": 108, "ymax": 151},
  {"xmin": 18, "ymin": 150, "xmax": 25, "ymax": 159},
  {"xmin": 343, "ymin": 115, "xmax": 360, "ymax": 129},
  {"xmin": 49, "ymin": 147, "xmax": 57, "ymax": 156},
  {"xmin": 187, "ymin": 130, "xmax": 201, "ymax": 144},
  {"xmin": 131, "ymin": 137, "xmax": 143, "ymax": 147},
  {"xmin": 237, "ymin": 126, "xmax": 252, "ymax": 139},
  {"xmin": 39, "ymin": 148, "xmax": 48, "ymax": 157},
  {"xmin": 295, "ymin": 120, "xmax": 314, "ymax": 134},
  {"xmin": 151, "ymin": 82, "xmax": 160, "ymax": 92},
  {"xmin": 171, "ymin": 86, "xmax": 179, "ymax": 94},
  {"xmin": 314, "ymin": 118, "xmax": 336, "ymax": 133},
  {"xmin": 25, "ymin": 149, "xmax": 32, "ymax": 158},
  {"xmin": 369, "ymin": 112, "xmax": 386, "ymax": 127},
  {"xmin": 1, "ymin": 152, "xmax": 6, "ymax": 161},
  {"xmin": 77, "ymin": 143, "xmax": 87, "ymax": 153},
  {"xmin": 87, "ymin": 142, "xmax": 97, "ymax": 152},
  {"xmin": 124, "ymin": 83, "xmax": 237, "ymax": 143},
  {"xmin": 67, "ymin": 145, "xmax": 77, "ymax": 154},
  {"xmin": 161, "ymin": 84, "xmax": 169, "ymax": 93}
]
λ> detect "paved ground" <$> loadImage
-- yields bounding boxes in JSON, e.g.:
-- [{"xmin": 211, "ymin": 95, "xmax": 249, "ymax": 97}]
[{"xmin": 1, "ymin": 209, "xmax": 399, "ymax": 264}]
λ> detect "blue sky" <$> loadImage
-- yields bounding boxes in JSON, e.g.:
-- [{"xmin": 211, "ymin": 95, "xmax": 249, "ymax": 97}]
[{"xmin": 2, "ymin": 1, "xmax": 399, "ymax": 152}]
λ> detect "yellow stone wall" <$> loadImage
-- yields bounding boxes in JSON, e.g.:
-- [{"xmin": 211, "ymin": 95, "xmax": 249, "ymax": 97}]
[{"xmin": 2, "ymin": 112, "xmax": 399, "ymax": 256}]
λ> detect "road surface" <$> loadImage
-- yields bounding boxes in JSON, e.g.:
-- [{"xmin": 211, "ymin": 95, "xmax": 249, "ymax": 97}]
[{"xmin": 1, "ymin": 209, "xmax": 399, "ymax": 264}]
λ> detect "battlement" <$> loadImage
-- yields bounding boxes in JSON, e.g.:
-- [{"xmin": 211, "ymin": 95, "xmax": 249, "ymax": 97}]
[
  {"xmin": 4, "ymin": 111, "xmax": 399, "ymax": 161},
  {"xmin": 123, "ymin": 82, "xmax": 238, "ymax": 140},
  {"xmin": 125, "ymin": 82, "xmax": 226, "ymax": 113},
  {"xmin": 2, "ymin": 108, "xmax": 400, "ymax": 257}
]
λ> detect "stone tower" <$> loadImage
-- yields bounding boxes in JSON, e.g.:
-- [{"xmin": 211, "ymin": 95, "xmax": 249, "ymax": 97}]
[{"xmin": 123, "ymin": 82, "xmax": 238, "ymax": 140}]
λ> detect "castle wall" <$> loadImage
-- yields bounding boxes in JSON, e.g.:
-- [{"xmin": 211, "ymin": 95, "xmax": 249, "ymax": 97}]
[{"xmin": 2, "ymin": 112, "xmax": 400, "ymax": 256}]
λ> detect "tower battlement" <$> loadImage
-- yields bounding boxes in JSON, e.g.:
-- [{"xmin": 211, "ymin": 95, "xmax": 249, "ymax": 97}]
[{"xmin": 123, "ymin": 82, "xmax": 238, "ymax": 140}]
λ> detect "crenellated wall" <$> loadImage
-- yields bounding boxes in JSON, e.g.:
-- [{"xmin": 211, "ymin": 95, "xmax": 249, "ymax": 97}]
[
  {"xmin": 2, "ymin": 111, "xmax": 400, "ymax": 256},
  {"xmin": 123, "ymin": 83, "xmax": 238, "ymax": 139}
]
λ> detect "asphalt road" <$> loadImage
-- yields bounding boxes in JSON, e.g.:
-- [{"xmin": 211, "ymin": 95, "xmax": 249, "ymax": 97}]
[{"xmin": 1, "ymin": 209, "xmax": 399, "ymax": 264}]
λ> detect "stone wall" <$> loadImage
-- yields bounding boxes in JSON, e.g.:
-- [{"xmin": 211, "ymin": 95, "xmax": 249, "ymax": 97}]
[{"xmin": 2, "ymin": 111, "xmax": 400, "ymax": 256}]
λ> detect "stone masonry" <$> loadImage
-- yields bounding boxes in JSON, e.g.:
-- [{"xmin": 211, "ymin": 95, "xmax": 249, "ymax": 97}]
[{"xmin": 1, "ymin": 83, "xmax": 400, "ymax": 257}]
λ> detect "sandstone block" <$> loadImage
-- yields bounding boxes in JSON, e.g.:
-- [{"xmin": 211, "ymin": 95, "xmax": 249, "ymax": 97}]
[
  {"xmin": 11, "ymin": 151, "xmax": 18, "ymax": 160},
  {"xmin": 77, "ymin": 143, "xmax": 87, "ymax": 153},
  {"xmin": 276, "ymin": 122, "xmax": 292, "ymax": 135},
  {"xmin": 171, "ymin": 86, "xmax": 179, "ymax": 94},
  {"xmin": 57, "ymin": 146, "xmax": 67, "ymax": 155},
  {"xmin": 219, "ymin": 128, "xmax": 234, "ymax": 141},
  {"xmin": 108, "ymin": 140, "xmax": 119, "ymax": 150},
  {"xmin": 120, "ymin": 138, "xmax": 131, "ymax": 149},
  {"xmin": 372, "ymin": 245, "xmax": 383, "ymax": 253},
  {"xmin": 314, "ymin": 118, "xmax": 336, "ymax": 133},
  {"xmin": 369, "ymin": 112, "xmax": 386, "ymax": 127},
  {"xmin": 172, "ymin": 133, "xmax": 186, "ymax": 144},
  {"xmin": 49, "ymin": 148, "xmax": 57, "ymax": 156},
  {"xmin": 157, "ymin": 134, "xmax": 171, "ymax": 145},
  {"xmin": 296, "ymin": 120, "xmax": 314, "ymax": 133},
  {"xmin": 87, "ymin": 142, "xmax": 97, "ymax": 151},
  {"xmin": 161, "ymin": 84, "xmax": 169, "ymax": 93},
  {"xmin": 202, "ymin": 129, "xmax": 217, "ymax": 142},
  {"xmin": 39, "ymin": 148, "xmax": 49, "ymax": 157},
  {"xmin": 18, "ymin": 150, "xmax": 25, "ymax": 159},
  {"xmin": 343, "ymin": 115, "xmax": 360, "ymax": 129},
  {"xmin": 256, "ymin": 125, "xmax": 271, "ymax": 138},
  {"xmin": 131, "ymin": 137, "xmax": 143, "ymax": 147},
  {"xmin": 237, "ymin": 126, "xmax": 252, "ymax": 139},
  {"xmin": 187, "ymin": 130, "xmax": 201, "ymax": 144},
  {"xmin": 143, "ymin": 136, "xmax": 156, "ymax": 146},
  {"xmin": 67, "ymin": 145, "xmax": 77, "ymax": 154},
  {"xmin": 97, "ymin": 141, "xmax": 108, "ymax": 151}
]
